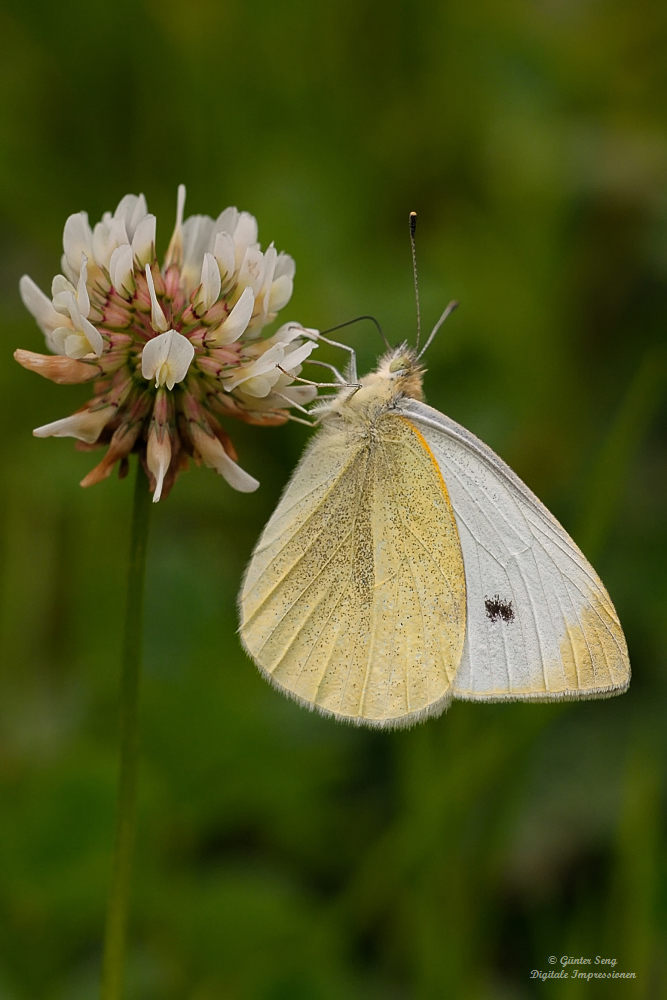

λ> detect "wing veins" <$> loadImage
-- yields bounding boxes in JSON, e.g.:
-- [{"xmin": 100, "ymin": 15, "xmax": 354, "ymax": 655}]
[
  {"xmin": 553, "ymin": 587, "xmax": 586, "ymax": 690},
  {"xmin": 437, "ymin": 443, "xmax": 537, "ymax": 540},
  {"xmin": 448, "ymin": 476, "xmax": 525, "ymax": 569},
  {"xmin": 380, "ymin": 440, "xmax": 438, "ymax": 714},
  {"xmin": 256, "ymin": 442, "xmax": 363, "ymax": 537},
  {"xmin": 260, "ymin": 577, "xmax": 341, "ymax": 672},
  {"xmin": 253, "ymin": 447, "xmax": 367, "ymax": 567},
  {"xmin": 246, "ymin": 450, "xmax": 370, "ymax": 622},
  {"xmin": 247, "ymin": 522, "xmax": 355, "ymax": 633},
  {"xmin": 527, "ymin": 517, "xmax": 607, "ymax": 593},
  {"xmin": 318, "ymin": 448, "xmax": 375, "ymax": 715}
]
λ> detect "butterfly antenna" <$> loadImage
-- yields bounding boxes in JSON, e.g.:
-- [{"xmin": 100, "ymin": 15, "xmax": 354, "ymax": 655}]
[
  {"xmin": 417, "ymin": 300, "xmax": 458, "ymax": 360},
  {"xmin": 316, "ymin": 316, "xmax": 388, "ymax": 383},
  {"xmin": 410, "ymin": 211, "xmax": 421, "ymax": 351},
  {"xmin": 321, "ymin": 315, "xmax": 390, "ymax": 349}
]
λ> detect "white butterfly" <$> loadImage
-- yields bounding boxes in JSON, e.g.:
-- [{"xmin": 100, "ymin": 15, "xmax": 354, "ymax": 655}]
[{"xmin": 239, "ymin": 337, "xmax": 630, "ymax": 729}]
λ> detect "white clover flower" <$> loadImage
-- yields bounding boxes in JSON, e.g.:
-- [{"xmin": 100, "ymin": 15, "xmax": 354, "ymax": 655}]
[
  {"xmin": 15, "ymin": 185, "xmax": 319, "ymax": 500},
  {"xmin": 141, "ymin": 330, "xmax": 195, "ymax": 390}
]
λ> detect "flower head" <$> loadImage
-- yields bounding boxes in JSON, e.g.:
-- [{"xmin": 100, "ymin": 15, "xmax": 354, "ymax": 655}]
[{"xmin": 16, "ymin": 186, "xmax": 319, "ymax": 500}]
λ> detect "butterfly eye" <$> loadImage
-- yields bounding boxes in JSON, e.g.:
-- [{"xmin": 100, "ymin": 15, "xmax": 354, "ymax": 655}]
[{"xmin": 388, "ymin": 356, "xmax": 410, "ymax": 374}]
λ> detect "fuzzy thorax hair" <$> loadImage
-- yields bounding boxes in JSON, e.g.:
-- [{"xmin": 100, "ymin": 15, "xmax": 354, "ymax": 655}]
[{"xmin": 314, "ymin": 345, "xmax": 425, "ymax": 424}]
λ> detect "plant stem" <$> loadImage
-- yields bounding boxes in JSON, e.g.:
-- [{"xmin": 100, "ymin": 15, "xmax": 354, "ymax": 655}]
[{"xmin": 101, "ymin": 459, "xmax": 152, "ymax": 1000}]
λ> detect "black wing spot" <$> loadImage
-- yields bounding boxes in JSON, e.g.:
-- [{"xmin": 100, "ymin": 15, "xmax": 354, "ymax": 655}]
[{"xmin": 485, "ymin": 595, "xmax": 515, "ymax": 624}]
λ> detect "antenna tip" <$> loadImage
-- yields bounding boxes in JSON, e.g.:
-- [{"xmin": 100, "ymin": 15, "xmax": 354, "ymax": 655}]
[{"xmin": 409, "ymin": 212, "xmax": 417, "ymax": 237}]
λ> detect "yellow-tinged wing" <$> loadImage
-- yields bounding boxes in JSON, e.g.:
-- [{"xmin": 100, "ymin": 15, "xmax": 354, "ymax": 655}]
[
  {"xmin": 240, "ymin": 414, "xmax": 466, "ymax": 728},
  {"xmin": 400, "ymin": 398, "xmax": 630, "ymax": 701}
]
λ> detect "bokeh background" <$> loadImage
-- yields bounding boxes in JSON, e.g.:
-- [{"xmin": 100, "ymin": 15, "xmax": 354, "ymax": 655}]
[{"xmin": 1, "ymin": 0, "xmax": 666, "ymax": 997}]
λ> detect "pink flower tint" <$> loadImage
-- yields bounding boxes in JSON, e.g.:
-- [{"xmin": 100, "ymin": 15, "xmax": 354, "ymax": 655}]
[{"xmin": 16, "ymin": 186, "xmax": 319, "ymax": 500}]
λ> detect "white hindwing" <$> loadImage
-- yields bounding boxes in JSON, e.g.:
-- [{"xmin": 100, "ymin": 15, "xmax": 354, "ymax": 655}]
[{"xmin": 401, "ymin": 398, "xmax": 630, "ymax": 702}]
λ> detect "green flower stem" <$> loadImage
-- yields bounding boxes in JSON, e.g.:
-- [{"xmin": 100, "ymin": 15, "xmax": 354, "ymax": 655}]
[{"xmin": 101, "ymin": 459, "xmax": 152, "ymax": 1000}]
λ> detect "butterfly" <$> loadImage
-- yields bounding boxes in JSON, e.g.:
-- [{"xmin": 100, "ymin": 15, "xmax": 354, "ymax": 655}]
[{"xmin": 238, "ymin": 326, "xmax": 630, "ymax": 729}]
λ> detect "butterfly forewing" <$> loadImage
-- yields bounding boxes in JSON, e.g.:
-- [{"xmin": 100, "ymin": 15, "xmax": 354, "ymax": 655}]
[
  {"xmin": 401, "ymin": 399, "xmax": 630, "ymax": 701},
  {"xmin": 240, "ymin": 413, "xmax": 467, "ymax": 726}
]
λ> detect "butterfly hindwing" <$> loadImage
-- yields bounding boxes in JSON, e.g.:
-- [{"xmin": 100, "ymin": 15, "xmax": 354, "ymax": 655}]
[{"xmin": 240, "ymin": 413, "xmax": 467, "ymax": 726}]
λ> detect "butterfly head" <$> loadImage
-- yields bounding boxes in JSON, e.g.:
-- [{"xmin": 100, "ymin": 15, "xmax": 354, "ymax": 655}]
[
  {"xmin": 315, "ymin": 345, "xmax": 425, "ymax": 424},
  {"xmin": 369, "ymin": 344, "xmax": 425, "ymax": 401}
]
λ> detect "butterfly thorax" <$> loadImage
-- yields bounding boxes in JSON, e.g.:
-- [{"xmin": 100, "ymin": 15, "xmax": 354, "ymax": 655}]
[{"xmin": 315, "ymin": 346, "xmax": 425, "ymax": 430}]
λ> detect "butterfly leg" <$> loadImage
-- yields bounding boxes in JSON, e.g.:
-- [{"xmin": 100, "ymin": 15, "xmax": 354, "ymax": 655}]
[
  {"xmin": 272, "ymin": 392, "xmax": 316, "ymax": 416},
  {"xmin": 309, "ymin": 333, "xmax": 358, "ymax": 383},
  {"xmin": 277, "ymin": 366, "xmax": 361, "ymax": 391},
  {"xmin": 282, "ymin": 412, "xmax": 318, "ymax": 427},
  {"xmin": 305, "ymin": 359, "xmax": 348, "ymax": 384}
]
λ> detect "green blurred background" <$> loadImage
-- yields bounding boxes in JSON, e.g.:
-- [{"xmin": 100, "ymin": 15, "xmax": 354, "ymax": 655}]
[{"xmin": 1, "ymin": 0, "xmax": 666, "ymax": 997}]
